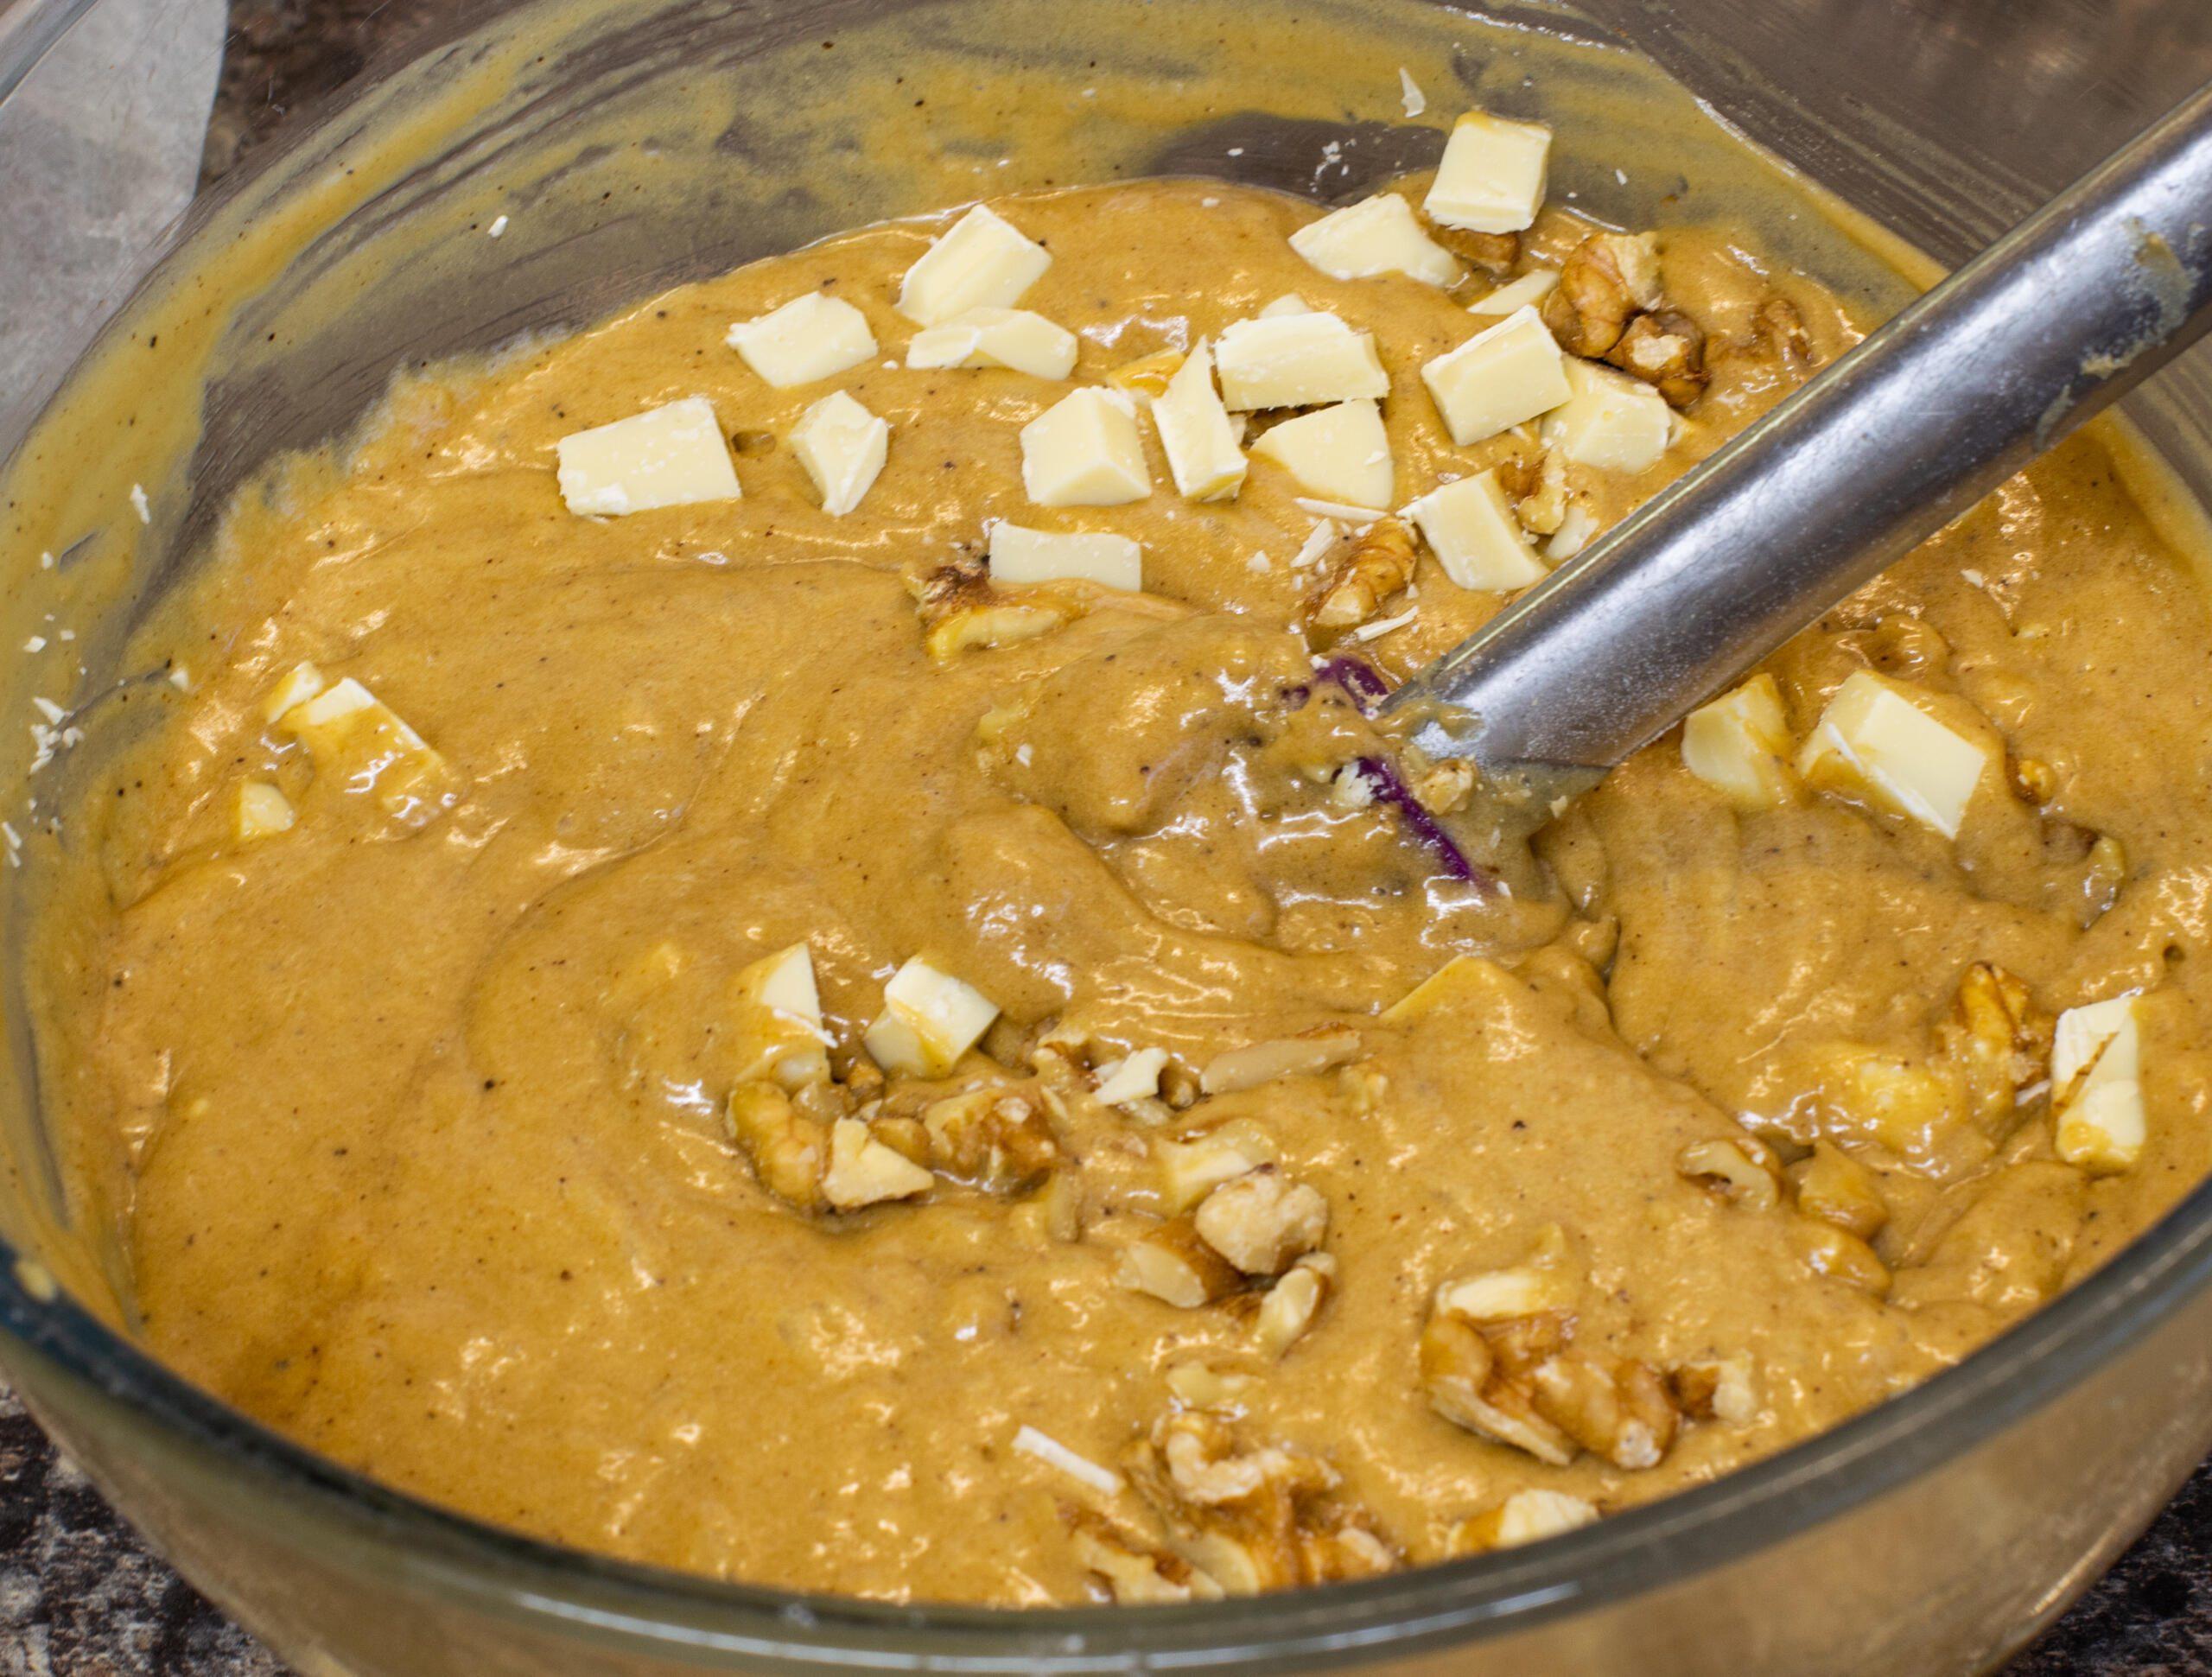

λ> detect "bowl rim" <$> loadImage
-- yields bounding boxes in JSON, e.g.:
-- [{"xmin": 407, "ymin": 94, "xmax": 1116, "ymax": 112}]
[{"xmin": 3, "ymin": 0, "xmax": 2211, "ymax": 1665}]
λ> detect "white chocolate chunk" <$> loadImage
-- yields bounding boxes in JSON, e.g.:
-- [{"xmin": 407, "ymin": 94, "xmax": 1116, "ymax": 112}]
[
  {"xmin": 555, "ymin": 397, "xmax": 741, "ymax": 516},
  {"xmin": 1151, "ymin": 339, "xmax": 1247, "ymax": 502},
  {"xmin": 1421, "ymin": 306, "xmax": 1571, "ymax": 447},
  {"xmin": 1546, "ymin": 502, "xmax": 1599, "ymax": 562},
  {"xmin": 790, "ymin": 390, "xmax": 890, "ymax": 516},
  {"xmin": 1095, "ymin": 1046, "xmax": 1170, "ymax": 1106},
  {"xmin": 1249, "ymin": 399, "xmax": 1392, "ymax": 511},
  {"xmin": 233, "ymin": 780, "xmax": 295, "ymax": 841},
  {"xmin": 1404, "ymin": 471, "xmax": 1546, "ymax": 590},
  {"xmin": 279, "ymin": 676, "xmax": 451, "ymax": 823},
  {"xmin": 725, "ymin": 293, "xmax": 877, "ymax": 388},
  {"xmin": 1468, "ymin": 270, "xmax": 1559, "ymax": 315},
  {"xmin": 1681, "ymin": 673, "xmax": 1796, "ymax": 811},
  {"xmin": 730, "ymin": 942, "xmax": 831, "ymax": 1090},
  {"xmin": 1257, "ymin": 294, "xmax": 1313, "ymax": 318},
  {"xmin": 896, "ymin": 205, "xmax": 1052, "ymax": 327},
  {"xmin": 1798, "ymin": 671, "xmax": 1993, "ymax": 840},
  {"xmin": 263, "ymin": 660, "xmax": 327, "ymax": 724},
  {"xmin": 905, "ymin": 306, "xmax": 1078, "ymax": 379},
  {"xmin": 1424, "ymin": 110, "xmax": 1552, "ymax": 233},
  {"xmin": 1473, "ymin": 1489, "xmax": 1599, "ymax": 1550},
  {"xmin": 1543, "ymin": 358, "xmax": 1672, "ymax": 473},
  {"xmin": 1020, "ymin": 388, "xmax": 1152, "ymax": 507},
  {"xmin": 2052, "ymin": 994, "xmax": 2146, "ymax": 1173},
  {"xmin": 1289, "ymin": 194, "xmax": 1462, "ymax": 288},
  {"xmin": 988, "ymin": 524, "xmax": 1142, "ymax": 590},
  {"xmin": 1214, "ymin": 312, "xmax": 1389, "ymax": 411},
  {"xmin": 863, "ymin": 956, "xmax": 1001, "ymax": 1077},
  {"xmin": 822, "ymin": 1117, "xmax": 934, "ymax": 1210},
  {"xmin": 1154, "ymin": 1121, "xmax": 1278, "ymax": 1213}
]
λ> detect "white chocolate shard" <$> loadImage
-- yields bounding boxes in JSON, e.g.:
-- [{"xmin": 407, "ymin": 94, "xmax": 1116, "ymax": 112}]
[
  {"xmin": 1020, "ymin": 388, "xmax": 1152, "ymax": 507},
  {"xmin": 987, "ymin": 524, "xmax": 1142, "ymax": 591},
  {"xmin": 1424, "ymin": 110, "xmax": 1552, "ymax": 233},
  {"xmin": 2052, "ymin": 994, "xmax": 2146, "ymax": 1173},
  {"xmin": 725, "ymin": 292, "xmax": 877, "ymax": 387},
  {"xmin": 555, "ymin": 397, "xmax": 741, "ymax": 516},
  {"xmin": 233, "ymin": 780, "xmax": 295, "ymax": 841},
  {"xmin": 1214, "ymin": 312, "xmax": 1389, "ymax": 411},
  {"xmin": 1681, "ymin": 673, "xmax": 1796, "ymax": 811},
  {"xmin": 790, "ymin": 390, "xmax": 890, "ymax": 516},
  {"xmin": 1152, "ymin": 339, "xmax": 1247, "ymax": 502},
  {"xmin": 1797, "ymin": 670, "xmax": 1993, "ymax": 840},
  {"xmin": 905, "ymin": 306, "xmax": 1078, "ymax": 380},
  {"xmin": 1421, "ymin": 307, "xmax": 1571, "ymax": 447},
  {"xmin": 897, "ymin": 205, "xmax": 1052, "ymax": 327},
  {"xmin": 729, "ymin": 942, "xmax": 831, "ymax": 1090},
  {"xmin": 1249, "ymin": 399, "xmax": 1392, "ymax": 511},
  {"xmin": 1404, "ymin": 471, "xmax": 1547, "ymax": 591},
  {"xmin": 863, "ymin": 956, "xmax": 1001, "ymax": 1077},
  {"xmin": 1543, "ymin": 358, "xmax": 1672, "ymax": 473},
  {"xmin": 1468, "ymin": 270, "xmax": 1560, "ymax": 316},
  {"xmin": 1289, "ymin": 194, "xmax": 1461, "ymax": 288}
]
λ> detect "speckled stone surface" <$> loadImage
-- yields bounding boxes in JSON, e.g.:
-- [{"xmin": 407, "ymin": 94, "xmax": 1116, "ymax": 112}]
[{"xmin": 0, "ymin": 2, "xmax": 2205, "ymax": 1671}]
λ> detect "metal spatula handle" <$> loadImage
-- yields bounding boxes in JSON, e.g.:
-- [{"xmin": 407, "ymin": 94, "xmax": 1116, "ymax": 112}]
[{"xmin": 1387, "ymin": 80, "xmax": 2212, "ymax": 775}]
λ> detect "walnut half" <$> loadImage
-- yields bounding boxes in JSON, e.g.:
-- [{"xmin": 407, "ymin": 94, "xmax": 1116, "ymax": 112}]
[{"xmin": 1541, "ymin": 232, "xmax": 1662, "ymax": 358}]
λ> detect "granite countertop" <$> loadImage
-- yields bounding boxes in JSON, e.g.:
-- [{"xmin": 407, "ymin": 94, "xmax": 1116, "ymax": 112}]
[{"xmin": 0, "ymin": 1, "xmax": 2206, "ymax": 1670}]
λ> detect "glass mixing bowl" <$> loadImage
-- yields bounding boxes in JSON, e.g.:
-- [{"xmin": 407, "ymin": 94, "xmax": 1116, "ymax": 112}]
[{"xmin": 3, "ymin": 2, "xmax": 2211, "ymax": 1671}]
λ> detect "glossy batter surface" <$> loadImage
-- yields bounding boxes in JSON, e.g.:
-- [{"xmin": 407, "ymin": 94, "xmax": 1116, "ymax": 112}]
[{"xmin": 26, "ymin": 176, "xmax": 2212, "ymax": 1604}]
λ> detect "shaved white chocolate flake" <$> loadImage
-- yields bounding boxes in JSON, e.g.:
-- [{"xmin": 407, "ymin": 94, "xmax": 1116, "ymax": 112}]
[
  {"xmin": 897, "ymin": 205, "xmax": 1052, "ymax": 326},
  {"xmin": 1014, "ymin": 1425, "xmax": 1124, "ymax": 1496},
  {"xmin": 1399, "ymin": 67, "xmax": 1427, "ymax": 118},
  {"xmin": 1468, "ymin": 270, "xmax": 1559, "ymax": 316},
  {"xmin": 130, "ymin": 483, "xmax": 150, "ymax": 524},
  {"xmin": 486, "ymin": 213, "xmax": 509, "ymax": 238},
  {"xmin": 1257, "ymin": 294, "xmax": 1313, "ymax": 319},
  {"xmin": 556, "ymin": 397, "xmax": 741, "ymax": 516}
]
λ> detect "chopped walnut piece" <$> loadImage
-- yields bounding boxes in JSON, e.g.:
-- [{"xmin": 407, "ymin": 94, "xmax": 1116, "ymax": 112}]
[
  {"xmin": 1529, "ymin": 1350, "xmax": 1678, "ymax": 1470},
  {"xmin": 1254, "ymin": 1252, "xmax": 1336, "ymax": 1357},
  {"xmin": 923, "ymin": 1086, "xmax": 1058, "ymax": 1193},
  {"xmin": 821, "ymin": 1116, "xmax": 935, "ymax": 1210},
  {"xmin": 1756, "ymin": 295, "xmax": 1815, "ymax": 372},
  {"xmin": 1122, "ymin": 1412, "xmax": 1401, "ymax": 1594},
  {"xmin": 1670, "ymin": 1353, "xmax": 1758, "ymax": 1426},
  {"xmin": 1541, "ymin": 232, "xmax": 1662, "ymax": 357},
  {"xmin": 2008, "ymin": 754, "xmax": 2061, "ymax": 805},
  {"xmin": 1065, "ymin": 1507, "xmax": 1226, "ymax": 1604},
  {"xmin": 1934, "ymin": 962, "xmax": 2053, "ymax": 1139},
  {"xmin": 1429, "ymin": 224, "xmax": 1521, "ymax": 276},
  {"xmin": 1166, "ymin": 1362, "xmax": 1260, "ymax": 1410},
  {"xmin": 727, "ymin": 1082, "xmax": 829, "ymax": 1212},
  {"xmin": 1511, "ymin": 449, "xmax": 1568, "ymax": 537},
  {"xmin": 1194, "ymin": 1167, "xmax": 1329, "ymax": 1277},
  {"xmin": 1419, "ymin": 1309, "xmax": 1575, "ymax": 1465},
  {"xmin": 1308, "ymin": 518, "xmax": 1419, "ymax": 635},
  {"xmin": 908, "ymin": 554, "xmax": 1084, "ymax": 663},
  {"xmin": 1409, "ymin": 756, "xmax": 1475, "ymax": 816},
  {"xmin": 1605, "ymin": 307, "xmax": 1708, "ymax": 409},
  {"xmin": 1447, "ymin": 1488, "xmax": 1599, "ymax": 1554},
  {"xmin": 1675, "ymin": 1134, "xmax": 1782, "ymax": 1212},
  {"xmin": 1118, "ymin": 1220, "xmax": 1246, "ymax": 1308},
  {"xmin": 2083, "ymin": 833, "xmax": 2128, "ymax": 922},
  {"xmin": 1789, "ymin": 1142, "xmax": 1889, "ymax": 1240},
  {"xmin": 1796, "ymin": 1218, "xmax": 1891, "ymax": 1296},
  {"xmin": 1200, "ymin": 1028, "xmax": 1363, "ymax": 1095}
]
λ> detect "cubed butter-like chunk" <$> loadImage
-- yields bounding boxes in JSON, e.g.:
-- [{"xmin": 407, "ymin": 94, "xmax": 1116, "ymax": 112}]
[
  {"xmin": 1544, "ymin": 358, "xmax": 1672, "ymax": 473},
  {"xmin": 1421, "ymin": 306, "xmax": 1571, "ymax": 447},
  {"xmin": 555, "ymin": 397, "xmax": 741, "ymax": 517},
  {"xmin": 1214, "ymin": 312, "xmax": 1389, "ymax": 411},
  {"xmin": 905, "ymin": 306, "xmax": 1078, "ymax": 380},
  {"xmin": 790, "ymin": 390, "xmax": 890, "ymax": 516},
  {"xmin": 863, "ymin": 956, "xmax": 1001, "ymax": 1077},
  {"xmin": 1681, "ymin": 673, "xmax": 1796, "ymax": 810},
  {"xmin": 1151, "ymin": 338, "xmax": 1247, "ymax": 502},
  {"xmin": 896, "ymin": 205, "xmax": 1052, "ymax": 326},
  {"xmin": 1423, "ymin": 110, "xmax": 1552, "ymax": 233},
  {"xmin": 725, "ymin": 292, "xmax": 877, "ymax": 388},
  {"xmin": 1288, "ymin": 194, "xmax": 1461, "ymax": 288},
  {"xmin": 233, "ymin": 780, "xmax": 295, "ymax": 841},
  {"xmin": 280, "ymin": 676, "xmax": 452, "ymax": 825},
  {"xmin": 1020, "ymin": 387, "xmax": 1151, "ymax": 507},
  {"xmin": 1404, "ymin": 471, "xmax": 1546, "ymax": 591},
  {"xmin": 1468, "ymin": 270, "xmax": 1559, "ymax": 316},
  {"xmin": 988, "ymin": 524, "xmax": 1142, "ymax": 591},
  {"xmin": 730, "ymin": 942, "xmax": 831, "ymax": 1090},
  {"xmin": 1797, "ymin": 670, "xmax": 1993, "ymax": 840},
  {"xmin": 1249, "ymin": 399, "xmax": 1392, "ymax": 511},
  {"xmin": 2052, "ymin": 994, "xmax": 2146, "ymax": 1173}
]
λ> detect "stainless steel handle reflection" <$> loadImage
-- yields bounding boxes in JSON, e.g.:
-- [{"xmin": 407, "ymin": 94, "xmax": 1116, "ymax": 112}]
[{"xmin": 1387, "ymin": 79, "xmax": 2212, "ymax": 775}]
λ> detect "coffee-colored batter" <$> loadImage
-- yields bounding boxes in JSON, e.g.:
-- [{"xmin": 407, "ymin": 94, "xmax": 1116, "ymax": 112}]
[{"xmin": 21, "ymin": 159, "xmax": 2212, "ymax": 1604}]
